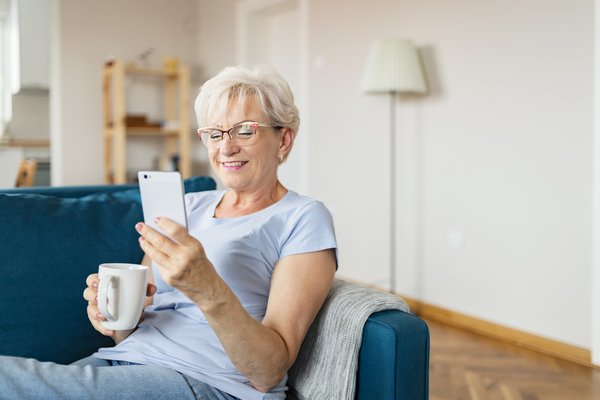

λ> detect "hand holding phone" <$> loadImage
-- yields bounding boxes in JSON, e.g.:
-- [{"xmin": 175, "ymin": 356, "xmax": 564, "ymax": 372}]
[{"xmin": 138, "ymin": 171, "xmax": 188, "ymax": 238}]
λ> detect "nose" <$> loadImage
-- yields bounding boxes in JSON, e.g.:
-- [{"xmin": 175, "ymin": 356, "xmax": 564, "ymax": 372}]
[{"xmin": 219, "ymin": 133, "xmax": 240, "ymax": 156}]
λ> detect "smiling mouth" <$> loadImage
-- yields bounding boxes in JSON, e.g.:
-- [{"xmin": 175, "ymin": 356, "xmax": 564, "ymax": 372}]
[{"xmin": 221, "ymin": 161, "xmax": 248, "ymax": 168}]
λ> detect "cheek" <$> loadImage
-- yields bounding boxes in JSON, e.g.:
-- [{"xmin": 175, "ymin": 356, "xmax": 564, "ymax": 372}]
[{"xmin": 208, "ymin": 149, "xmax": 219, "ymax": 163}]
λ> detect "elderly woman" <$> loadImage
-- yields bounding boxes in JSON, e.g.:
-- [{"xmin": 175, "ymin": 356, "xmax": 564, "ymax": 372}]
[{"xmin": 0, "ymin": 65, "xmax": 336, "ymax": 400}]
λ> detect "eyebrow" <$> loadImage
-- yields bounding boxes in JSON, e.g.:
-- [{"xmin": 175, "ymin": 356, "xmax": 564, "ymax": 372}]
[
  {"xmin": 212, "ymin": 120, "xmax": 255, "ymax": 129},
  {"xmin": 232, "ymin": 119, "xmax": 255, "ymax": 126}
]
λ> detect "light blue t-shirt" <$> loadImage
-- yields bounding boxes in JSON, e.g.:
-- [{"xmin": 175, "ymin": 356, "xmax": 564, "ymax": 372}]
[{"xmin": 95, "ymin": 190, "xmax": 337, "ymax": 400}]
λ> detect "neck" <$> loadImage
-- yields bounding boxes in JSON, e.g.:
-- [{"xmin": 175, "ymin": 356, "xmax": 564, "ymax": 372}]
[{"xmin": 216, "ymin": 181, "xmax": 288, "ymax": 218}]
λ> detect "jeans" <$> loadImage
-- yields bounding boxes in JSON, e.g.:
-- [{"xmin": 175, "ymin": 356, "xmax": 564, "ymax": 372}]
[{"xmin": 0, "ymin": 355, "xmax": 240, "ymax": 400}]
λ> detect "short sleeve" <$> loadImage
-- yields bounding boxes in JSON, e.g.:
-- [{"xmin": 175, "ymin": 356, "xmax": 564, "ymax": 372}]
[{"xmin": 280, "ymin": 201, "xmax": 337, "ymax": 261}]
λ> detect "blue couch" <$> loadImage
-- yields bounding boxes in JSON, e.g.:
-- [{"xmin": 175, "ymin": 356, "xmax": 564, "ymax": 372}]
[{"xmin": 0, "ymin": 178, "xmax": 429, "ymax": 399}]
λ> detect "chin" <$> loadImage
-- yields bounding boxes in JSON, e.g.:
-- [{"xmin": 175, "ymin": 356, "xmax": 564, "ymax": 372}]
[{"xmin": 218, "ymin": 176, "xmax": 248, "ymax": 190}]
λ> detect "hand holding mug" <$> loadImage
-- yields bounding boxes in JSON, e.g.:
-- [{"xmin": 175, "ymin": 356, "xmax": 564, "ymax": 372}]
[{"xmin": 84, "ymin": 263, "xmax": 156, "ymax": 340}]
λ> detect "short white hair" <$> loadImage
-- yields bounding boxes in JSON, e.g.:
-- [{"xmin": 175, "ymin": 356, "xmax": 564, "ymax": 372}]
[{"xmin": 194, "ymin": 65, "xmax": 300, "ymax": 134}]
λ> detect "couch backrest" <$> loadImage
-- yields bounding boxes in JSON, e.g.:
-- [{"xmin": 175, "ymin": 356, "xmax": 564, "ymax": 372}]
[{"xmin": 1, "ymin": 176, "xmax": 216, "ymax": 199}]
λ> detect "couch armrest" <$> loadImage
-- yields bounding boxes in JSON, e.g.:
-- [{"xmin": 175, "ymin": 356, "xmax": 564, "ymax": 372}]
[{"xmin": 356, "ymin": 310, "xmax": 430, "ymax": 400}]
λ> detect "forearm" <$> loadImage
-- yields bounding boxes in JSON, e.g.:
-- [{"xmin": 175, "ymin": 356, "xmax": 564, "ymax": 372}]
[{"xmin": 190, "ymin": 279, "xmax": 291, "ymax": 392}]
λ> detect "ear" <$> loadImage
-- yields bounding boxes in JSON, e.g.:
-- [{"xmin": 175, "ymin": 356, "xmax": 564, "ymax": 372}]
[{"xmin": 279, "ymin": 128, "xmax": 296, "ymax": 157}]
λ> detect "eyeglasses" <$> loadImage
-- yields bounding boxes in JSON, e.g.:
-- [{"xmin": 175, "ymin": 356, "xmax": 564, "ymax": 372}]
[{"xmin": 197, "ymin": 121, "xmax": 281, "ymax": 148}]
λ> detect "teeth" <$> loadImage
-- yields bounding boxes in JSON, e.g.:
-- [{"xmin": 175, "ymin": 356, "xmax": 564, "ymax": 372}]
[{"xmin": 223, "ymin": 161, "xmax": 245, "ymax": 167}]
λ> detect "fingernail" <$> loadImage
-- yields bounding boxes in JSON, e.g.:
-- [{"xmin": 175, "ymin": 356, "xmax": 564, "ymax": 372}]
[
  {"xmin": 135, "ymin": 223, "xmax": 143, "ymax": 232},
  {"xmin": 92, "ymin": 281, "xmax": 98, "ymax": 289},
  {"xmin": 138, "ymin": 236, "xmax": 145, "ymax": 243},
  {"xmin": 96, "ymin": 313, "xmax": 103, "ymax": 320},
  {"xmin": 154, "ymin": 217, "xmax": 161, "ymax": 224}
]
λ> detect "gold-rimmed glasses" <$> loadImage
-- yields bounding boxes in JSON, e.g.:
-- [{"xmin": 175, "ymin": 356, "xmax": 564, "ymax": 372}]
[{"xmin": 197, "ymin": 121, "xmax": 281, "ymax": 148}]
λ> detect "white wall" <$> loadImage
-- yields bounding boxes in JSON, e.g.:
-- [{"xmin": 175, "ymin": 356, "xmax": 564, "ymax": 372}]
[
  {"xmin": 308, "ymin": 0, "xmax": 594, "ymax": 349},
  {"xmin": 52, "ymin": 0, "xmax": 198, "ymax": 185},
  {"xmin": 196, "ymin": 0, "xmax": 236, "ymax": 80}
]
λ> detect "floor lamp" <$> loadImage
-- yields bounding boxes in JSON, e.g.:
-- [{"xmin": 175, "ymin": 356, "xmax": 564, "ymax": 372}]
[{"xmin": 360, "ymin": 38, "xmax": 427, "ymax": 293}]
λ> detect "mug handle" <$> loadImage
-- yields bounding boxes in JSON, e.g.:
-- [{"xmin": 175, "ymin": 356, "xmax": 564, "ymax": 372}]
[{"xmin": 98, "ymin": 275, "xmax": 119, "ymax": 321}]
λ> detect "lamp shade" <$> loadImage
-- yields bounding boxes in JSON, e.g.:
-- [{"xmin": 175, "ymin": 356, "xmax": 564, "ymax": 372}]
[{"xmin": 361, "ymin": 38, "xmax": 427, "ymax": 94}]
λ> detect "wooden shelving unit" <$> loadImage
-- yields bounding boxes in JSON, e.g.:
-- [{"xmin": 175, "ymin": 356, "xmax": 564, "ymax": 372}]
[{"xmin": 102, "ymin": 59, "xmax": 191, "ymax": 184}]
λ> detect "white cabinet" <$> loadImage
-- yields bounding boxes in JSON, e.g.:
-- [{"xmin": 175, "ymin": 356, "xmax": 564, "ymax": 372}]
[{"xmin": 10, "ymin": 0, "xmax": 50, "ymax": 92}]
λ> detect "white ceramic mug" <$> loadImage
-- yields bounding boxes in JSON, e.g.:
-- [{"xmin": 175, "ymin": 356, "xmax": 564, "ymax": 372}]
[{"xmin": 97, "ymin": 263, "xmax": 149, "ymax": 330}]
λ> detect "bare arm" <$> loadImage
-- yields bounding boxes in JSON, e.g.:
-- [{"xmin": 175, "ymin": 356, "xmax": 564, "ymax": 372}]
[
  {"xmin": 136, "ymin": 218, "xmax": 336, "ymax": 391},
  {"xmin": 202, "ymin": 250, "xmax": 335, "ymax": 391}
]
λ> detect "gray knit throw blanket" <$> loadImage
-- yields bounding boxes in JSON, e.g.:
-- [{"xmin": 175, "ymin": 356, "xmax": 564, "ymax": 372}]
[{"xmin": 286, "ymin": 279, "xmax": 410, "ymax": 400}]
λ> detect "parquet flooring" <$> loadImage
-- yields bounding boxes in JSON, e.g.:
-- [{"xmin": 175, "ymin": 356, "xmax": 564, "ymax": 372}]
[{"xmin": 426, "ymin": 318, "xmax": 600, "ymax": 400}]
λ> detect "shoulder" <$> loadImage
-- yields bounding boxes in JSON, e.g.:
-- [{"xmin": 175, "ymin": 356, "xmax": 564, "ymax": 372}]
[
  {"xmin": 276, "ymin": 191, "xmax": 335, "ymax": 236},
  {"xmin": 276, "ymin": 191, "xmax": 337, "ymax": 260},
  {"xmin": 282, "ymin": 191, "xmax": 332, "ymax": 220}
]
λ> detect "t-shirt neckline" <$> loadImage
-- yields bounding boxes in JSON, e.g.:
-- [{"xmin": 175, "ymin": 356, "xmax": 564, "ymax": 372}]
[{"xmin": 209, "ymin": 189, "xmax": 293, "ymax": 220}]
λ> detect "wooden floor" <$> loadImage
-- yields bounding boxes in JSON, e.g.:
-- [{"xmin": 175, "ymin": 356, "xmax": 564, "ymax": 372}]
[{"xmin": 426, "ymin": 318, "xmax": 600, "ymax": 400}]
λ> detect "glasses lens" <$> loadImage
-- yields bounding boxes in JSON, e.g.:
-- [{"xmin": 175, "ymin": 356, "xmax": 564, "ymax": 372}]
[
  {"xmin": 199, "ymin": 129, "xmax": 223, "ymax": 147},
  {"xmin": 231, "ymin": 123, "xmax": 256, "ymax": 140}
]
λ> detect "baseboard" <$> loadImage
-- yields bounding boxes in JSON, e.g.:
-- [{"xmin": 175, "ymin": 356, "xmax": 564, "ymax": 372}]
[{"xmin": 399, "ymin": 295, "xmax": 594, "ymax": 368}]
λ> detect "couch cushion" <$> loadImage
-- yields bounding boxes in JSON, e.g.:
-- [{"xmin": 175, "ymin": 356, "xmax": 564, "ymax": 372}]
[{"xmin": 0, "ymin": 191, "xmax": 143, "ymax": 364}]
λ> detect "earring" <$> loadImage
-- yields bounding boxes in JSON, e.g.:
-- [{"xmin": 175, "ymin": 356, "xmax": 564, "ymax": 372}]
[{"xmin": 278, "ymin": 154, "xmax": 284, "ymax": 163}]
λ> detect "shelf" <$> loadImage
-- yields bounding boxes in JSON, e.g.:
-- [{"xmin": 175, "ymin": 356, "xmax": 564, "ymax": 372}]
[
  {"xmin": 102, "ymin": 59, "xmax": 191, "ymax": 184},
  {"xmin": 125, "ymin": 127, "xmax": 180, "ymax": 137},
  {"xmin": 124, "ymin": 64, "xmax": 179, "ymax": 78},
  {"xmin": 1, "ymin": 137, "xmax": 50, "ymax": 148},
  {"xmin": 103, "ymin": 127, "xmax": 180, "ymax": 138}
]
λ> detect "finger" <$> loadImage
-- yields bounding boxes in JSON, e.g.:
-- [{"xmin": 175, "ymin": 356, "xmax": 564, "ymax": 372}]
[
  {"xmin": 87, "ymin": 305, "xmax": 114, "ymax": 336},
  {"xmin": 154, "ymin": 217, "xmax": 192, "ymax": 245},
  {"xmin": 86, "ymin": 273, "xmax": 99, "ymax": 288},
  {"xmin": 135, "ymin": 222, "xmax": 178, "ymax": 255},
  {"xmin": 138, "ymin": 235, "xmax": 171, "ymax": 268},
  {"xmin": 87, "ymin": 302, "xmax": 103, "ymax": 321},
  {"xmin": 83, "ymin": 287, "xmax": 97, "ymax": 303}
]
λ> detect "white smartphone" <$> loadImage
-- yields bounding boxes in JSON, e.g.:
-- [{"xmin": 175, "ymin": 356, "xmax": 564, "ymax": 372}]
[{"xmin": 138, "ymin": 171, "xmax": 188, "ymax": 238}]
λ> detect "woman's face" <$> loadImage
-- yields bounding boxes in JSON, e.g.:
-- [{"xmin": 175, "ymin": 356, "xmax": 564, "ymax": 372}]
[{"xmin": 206, "ymin": 96, "xmax": 287, "ymax": 193}]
